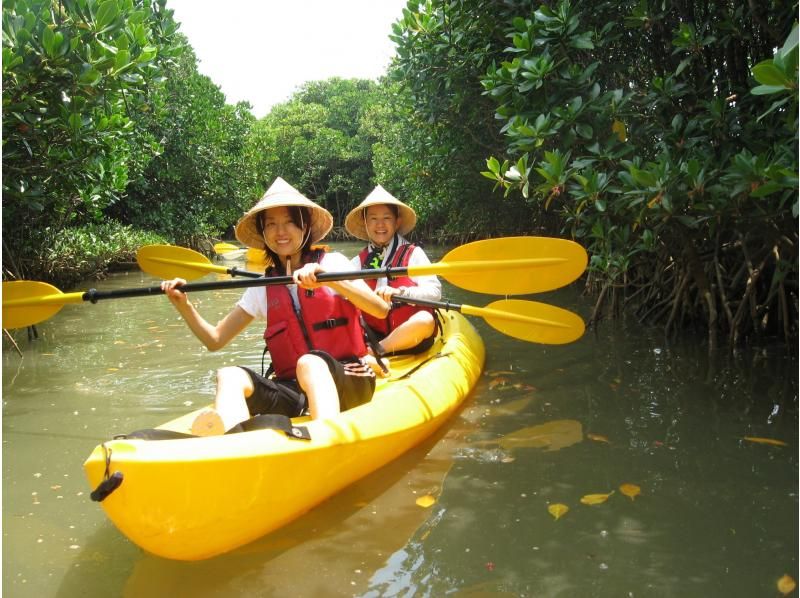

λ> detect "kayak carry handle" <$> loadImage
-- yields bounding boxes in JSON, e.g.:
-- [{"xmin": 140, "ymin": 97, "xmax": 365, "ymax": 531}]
[{"xmin": 90, "ymin": 471, "xmax": 123, "ymax": 502}]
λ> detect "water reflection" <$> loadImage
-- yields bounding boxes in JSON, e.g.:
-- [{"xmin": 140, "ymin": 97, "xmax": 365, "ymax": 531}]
[{"xmin": 3, "ymin": 244, "xmax": 797, "ymax": 597}]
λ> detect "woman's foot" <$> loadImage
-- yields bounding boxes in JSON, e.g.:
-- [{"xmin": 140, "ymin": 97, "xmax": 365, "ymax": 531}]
[{"xmin": 191, "ymin": 409, "xmax": 226, "ymax": 436}]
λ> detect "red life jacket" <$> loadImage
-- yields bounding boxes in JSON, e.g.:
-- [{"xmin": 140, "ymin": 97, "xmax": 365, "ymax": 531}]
[
  {"xmin": 358, "ymin": 243, "xmax": 434, "ymax": 336},
  {"xmin": 263, "ymin": 251, "xmax": 367, "ymax": 379}
]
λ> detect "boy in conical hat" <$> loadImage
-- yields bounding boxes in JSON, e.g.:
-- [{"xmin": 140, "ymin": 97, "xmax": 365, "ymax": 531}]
[
  {"xmin": 161, "ymin": 177, "xmax": 389, "ymax": 435},
  {"xmin": 344, "ymin": 185, "xmax": 441, "ymax": 357}
]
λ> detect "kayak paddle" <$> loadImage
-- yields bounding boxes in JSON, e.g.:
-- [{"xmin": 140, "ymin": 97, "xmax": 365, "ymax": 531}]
[
  {"xmin": 213, "ymin": 242, "xmax": 241, "ymax": 254},
  {"xmin": 137, "ymin": 236, "xmax": 588, "ymax": 295},
  {"xmin": 2, "ymin": 279, "xmax": 582, "ymax": 344},
  {"xmin": 392, "ymin": 296, "xmax": 584, "ymax": 345}
]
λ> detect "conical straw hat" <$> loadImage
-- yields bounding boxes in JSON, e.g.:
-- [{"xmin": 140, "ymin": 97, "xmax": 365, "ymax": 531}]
[
  {"xmin": 344, "ymin": 185, "xmax": 417, "ymax": 241},
  {"xmin": 235, "ymin": 177, "xmax": 333, "ymax": 249}
]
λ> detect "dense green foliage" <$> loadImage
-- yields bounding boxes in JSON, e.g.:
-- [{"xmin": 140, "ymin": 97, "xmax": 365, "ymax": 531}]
[
  {"xmin": 2, "ymin": 0, "xmax": 183, "ymax": 280},
  {"xmin": 371, "ymin": 6, "xmax": 538, "ymax": 240},
  {"xmin": 107, "ymin": 41, "xmax": 257, "ymax": 246},
  {"xmin": 32, "ymin": 220, "xmax": 167, "ymax": 287},
  {"xmin": 389, "ymin": 0, "xmax": 798, "ymax": 345},
  {"xmin": 243, "ymin": 78, "xmax": 380, "ymax": 233},
  {"xmin": 3, "ymin": 0, "xmax": 797, "ymax": 346}
]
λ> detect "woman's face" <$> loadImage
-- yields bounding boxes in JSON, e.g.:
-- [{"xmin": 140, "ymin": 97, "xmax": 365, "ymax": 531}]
[
  {"xmin": 364, "ymin": 204, "xmax": 399, "ymax": 247},
  {"xmin": 261, "ymin": 207, "xmax": 306, "ymax": 258}
]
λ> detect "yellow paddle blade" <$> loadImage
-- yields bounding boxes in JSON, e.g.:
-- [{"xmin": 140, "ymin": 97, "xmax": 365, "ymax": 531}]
[
  {"xmin": 2, "ymin": 281, "xmax": 84, "ymax": 329},
  {"xmin": 463, "ymin": 299, "xmax": 585, "ymax": 344},
  {"xmin": 246, "ymin": 247, "xmax": 266, "ymax": 264},
  {"xmin": 137, "ymin": 245, "xmax": 230, "ymax": 281},
  {"xmin": 423, "ymin": 237, "xmax": 588, "ymax": 295},
  {"xmin": 213, "ymin": 242, "xmax": 240, "ymax": 254}
]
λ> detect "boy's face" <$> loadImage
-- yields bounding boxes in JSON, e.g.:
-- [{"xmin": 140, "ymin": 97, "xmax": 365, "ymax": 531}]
[{"xmin": 364, "ymin": 204, "xmax": 399, "ymax": 247}]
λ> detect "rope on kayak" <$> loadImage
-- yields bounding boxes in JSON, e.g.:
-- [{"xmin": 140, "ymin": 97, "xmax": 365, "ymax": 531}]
[
  {"xmin": 394, "ymin": 351, "xmax": 452, "ymax": 381},
  {"xmin": 89, "ymin": 443, "xmax": 124, "ymax": 502}
]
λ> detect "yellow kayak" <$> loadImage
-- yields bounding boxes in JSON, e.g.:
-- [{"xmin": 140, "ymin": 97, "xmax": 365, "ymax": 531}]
[{"xmin": 83, "ymin": 310, "xmax": 485, "ymax": 561}]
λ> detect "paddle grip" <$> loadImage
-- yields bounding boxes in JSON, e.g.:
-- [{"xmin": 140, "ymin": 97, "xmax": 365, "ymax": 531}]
[{"xmin": 391, "ymin": 295, "xmax": 463, "ymax": 313}]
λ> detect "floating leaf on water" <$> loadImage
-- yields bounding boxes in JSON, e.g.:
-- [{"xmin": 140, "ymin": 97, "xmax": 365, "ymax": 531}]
[
  {"xmin": 743, "ymin": 436, "xmax": 788, "ymax": 447},
  {"xmin": 491, "ymin": 397, "xmax": 533, "ymax": 416},
  {"xmin": 489, "ymin": 377, "xmax": 509, "ymax": 390},
  {"xmin": 487, "ymin": 370, "xmax": 516, "ymax": 377},
  {"xmin": 512, "ymin": 383, "xmax": 536, "ymax": 391},
  {"xmin": 580, "ymin": 491, "xmax": 615, "ymax": 505},
  {"xmin": 778, "ymin": 574, "xmax": 796, "ymax": 595},
  {"xmin": 416, "ymin": 494, "xmax": 436, "ymax": 508},
  {"xmin": 619, "ymin": 483, "xmax": 641, "ymax": 500},
  {"xmin": 485, "ymin": 420, "xmax": 583, "ymax": 452},
  {"xmin": 548, "ymin": 503, "xmax": 569, "ymax": 520},
  {"xmin": 587, "ymin": 433, "xmax": 610, "ymax": 444}
]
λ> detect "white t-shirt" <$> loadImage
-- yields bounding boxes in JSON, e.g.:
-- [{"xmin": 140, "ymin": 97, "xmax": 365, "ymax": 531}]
[
  {"xmin": 349, "ymin": 235, "xmax": 442, "ymax": 302},
  {"xmin": 237, "ymin": 252, "xmax": 358, "ymax": 320}
]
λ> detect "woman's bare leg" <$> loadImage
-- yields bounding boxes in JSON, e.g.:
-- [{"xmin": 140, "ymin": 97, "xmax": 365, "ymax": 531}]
[
  {"xmin": 376, "ymin": 311, "xmax": 435, "ymax": 354},
  {"xmin": 296, "ymin": 353, "xmax": 340, "ymax": 419},
  {"xmin": 191, "ymin": 366, "xmax": 253, "ymax": 436}
]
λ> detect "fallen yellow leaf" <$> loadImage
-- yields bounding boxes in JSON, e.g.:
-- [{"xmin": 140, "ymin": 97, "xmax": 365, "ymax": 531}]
[
  {"xmin": 778, "ymin": 574, "xmax": 796, "ymax": 595},
  {"xmin": 416, "ymin": 494, "xmax": 436, "ymax": 508},
  {"xmin": 619, "ymin": 483, "xmax": 641, "ymax": 501},
  {"xmin": 587, "ymin": 433, "xmax": 610, "ymax": 444},
  {"xmin": 580, "ymin": 491, "xmax": 615, "ymax": 505},
  {"xmin": 548, "ymin": 503, "xmax": 569, "ymax": 520},
  {"xmin": 743, "ymin": 436, "xmax": 788, "ymax": 447}
]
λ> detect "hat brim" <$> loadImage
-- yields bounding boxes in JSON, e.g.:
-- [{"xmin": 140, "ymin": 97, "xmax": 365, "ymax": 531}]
[{"xmin": 235, "ymin": 190, "xmax": 333, "ymax": 249}]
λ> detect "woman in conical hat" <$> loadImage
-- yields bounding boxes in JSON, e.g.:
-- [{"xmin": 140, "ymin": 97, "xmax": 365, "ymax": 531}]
[
  {"xmin": 161, "ymin": 177, "xmax": 389, "ymax": 435},
  {"xmin": 345, "ymin": 185, "xmax": 442, "ymax": 358}
]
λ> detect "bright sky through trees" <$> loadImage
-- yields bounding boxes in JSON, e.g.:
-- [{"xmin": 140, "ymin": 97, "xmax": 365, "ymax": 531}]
[{"xmin": 167, "ymin": 0, "xmax": 407, "ymax": 117}]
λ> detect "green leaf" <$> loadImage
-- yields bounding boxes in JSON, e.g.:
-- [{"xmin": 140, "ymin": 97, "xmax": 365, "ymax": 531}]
[
  {"xmin": 576, "ymin": 123, "xmax": 593, "ymax": 138},
  {"xmin": 779, "ymin": 24, "xmax": 799, "ymax": 59},
  {"xmin": 137, "ymin": 46, "xmax": 157, "ymax": 63},
  {"xmin": 750, "ymin": 181, "xmax": 782, "ymax": 197},
  {"xmin": 752, "ymin": 62, "xmax": 789, "ymax": 87},
  {"xmin": 570, "ymin": 33, "xmax": 594, "ymax": 50},
  {"xmin": 96, "ymin": 1, "xmax": 120, "ymax": 31},
  {"xmin": 751, "ymin": 84, "xmax": 787, "ymax": 95},
  {"xmin": 630, "ymin": 167, "xmax": 657, "ymax": 187},
  {"xmin": 42, "ymin": 25, "xmax": 56, "ymax": 57},
  {"xmin": 78, "ymin": 66, "xmax": 101, "ymax": 85},
  {"xmin": 114, "ymin": 49, "xmax": 130, "ymax": 71},
  {"xmin": 487, "ymin": 156, "xmax": 500, "ymax": 174},
  {"xmin": 68, "ymin": 112, "xmax": 82, "ymax": 133}
]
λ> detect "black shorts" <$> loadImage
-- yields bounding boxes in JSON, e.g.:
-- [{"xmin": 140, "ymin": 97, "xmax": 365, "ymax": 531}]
[{"xmin": 240, "ymin": 350, "xmax": 376, "ymax": 417}]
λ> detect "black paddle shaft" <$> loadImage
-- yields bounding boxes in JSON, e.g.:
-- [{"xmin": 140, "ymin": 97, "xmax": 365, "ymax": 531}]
[
  {"xmin": 391, "ymin": 295, "xmax": 464, "ymax": 313},
  {"xmin": 80, "ymin": 267, "xmax": 417, "ymax": 303}
]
